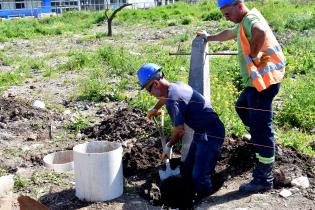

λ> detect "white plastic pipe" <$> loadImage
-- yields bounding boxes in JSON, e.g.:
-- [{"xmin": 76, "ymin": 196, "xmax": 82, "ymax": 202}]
[
  {"xmin": 73, "ymin": 141, "xmax": 123, "ymax": 201},
  {"xmin": 43, "ymin": 150, "xmax": 74, "ymax": 173}
]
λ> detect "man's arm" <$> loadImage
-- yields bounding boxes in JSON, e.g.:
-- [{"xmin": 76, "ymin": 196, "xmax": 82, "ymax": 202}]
[
  {"xmin": 249, "ymin": 22, "xmax": 266, "ymax": 59},
  {"xmin": 153, "ymin": 97, "xmax": 167, "ymax": 111},
  {"xmin": 147, "ymin": 97, "xmax": 167, "ymax": 120},
  {"xmin": 169, "ymin": 125, "xmax": 185, "ymax": 146},
  {"xmin": 207, "ymin": 29, "xmax": 236, "ymax": 42},
  {"xmin": 162, "ymin": 125, "xmax": 185, "ymax": 159}
]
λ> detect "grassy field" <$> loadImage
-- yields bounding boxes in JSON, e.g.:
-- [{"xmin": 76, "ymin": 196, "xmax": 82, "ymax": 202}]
[{"xmin": 0, "ymin": 0, "xmax": 314, "ymax": 156}]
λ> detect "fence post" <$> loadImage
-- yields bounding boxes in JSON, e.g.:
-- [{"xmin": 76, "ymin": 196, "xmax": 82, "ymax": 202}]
[
  {"xmin": 189, "ymin": 36, "xmax": 210, "ymax": 98},
  {"xmin": 181, "ymin": 36, "xmax": 210, "ymax": 162}
]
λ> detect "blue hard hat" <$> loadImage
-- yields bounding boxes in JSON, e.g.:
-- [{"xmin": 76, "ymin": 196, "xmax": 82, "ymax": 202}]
[
  {"xmin": 217, "ymin": 0, "xmax": 241, "ymax": 9},
  {"xmin": 137, "ymin": 63, "xmax": 162, "ymax": 89}
]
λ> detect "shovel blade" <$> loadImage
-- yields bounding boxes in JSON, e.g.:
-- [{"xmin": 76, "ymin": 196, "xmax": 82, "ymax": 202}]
[{"xmin": 159, "ymin": 166, "xmax": 181, "ymax": 181}]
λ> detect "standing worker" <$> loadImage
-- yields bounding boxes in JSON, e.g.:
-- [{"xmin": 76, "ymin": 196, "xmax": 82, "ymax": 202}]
[
  {"xmin": 198, "ymin": 0, "xmax": 285, "ymax": 193},
  {"xmin": 137, "ymin": 63, "xmax": 225, "ymax": 200}
]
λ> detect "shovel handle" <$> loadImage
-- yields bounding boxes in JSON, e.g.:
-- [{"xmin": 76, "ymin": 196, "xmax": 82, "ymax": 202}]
[
  {"xmin": 160, "ymin": 110, "xmax": 166, "ymax": 147},
  {"xmin": 153, "ymin": 116, "xmax": 166, "ymax": 148},
  {"xmin": 160, "ymin": 110, "xmax": 164, "ymax": 128}
]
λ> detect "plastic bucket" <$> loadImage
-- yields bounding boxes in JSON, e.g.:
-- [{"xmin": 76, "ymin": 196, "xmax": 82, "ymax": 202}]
[
  {"xmin": 73, "ymin": 141, "xmax": 123, "ymax": 201},
  {"xmin": 43, "ymin": 150, "xmax": 73, "ymax": 173}
]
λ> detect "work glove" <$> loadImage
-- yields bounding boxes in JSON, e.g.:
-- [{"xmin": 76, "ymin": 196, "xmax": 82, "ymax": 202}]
[
  {"xmin": 162, "ymin": 142, "xmax": 172, "ymax": 160},
  {"xmin": 147, "ymin": 108, "xmax": 162, "ymax": 120},
  {"xmin": 196, "ymin": 30, "xmax": 210, "ymax": 42}
]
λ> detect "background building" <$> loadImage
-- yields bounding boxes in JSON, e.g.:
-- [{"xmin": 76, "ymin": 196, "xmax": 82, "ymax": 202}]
[{"xmin": 0, "ymin": 0, "xmax": 173, "ymax": 18}]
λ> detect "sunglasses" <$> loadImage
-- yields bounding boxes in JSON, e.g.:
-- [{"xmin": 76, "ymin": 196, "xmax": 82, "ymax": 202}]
[{"xmin": 146, "ymin": 82, "xmax": 154, "ymax": 93}]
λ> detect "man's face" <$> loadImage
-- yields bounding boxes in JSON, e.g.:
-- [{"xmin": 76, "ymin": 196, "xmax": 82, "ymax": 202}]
[
  {"xmin": 145, "ymin": 80, "xmax": 162, "ymax": 98},
  {"xmin": 220, "ymin": 4, "xmax": 239, "ymax": 23}
]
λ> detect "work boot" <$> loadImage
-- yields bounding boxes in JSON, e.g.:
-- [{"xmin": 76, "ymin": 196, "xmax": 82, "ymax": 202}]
[
  {"xmin": 239, "ymin": 162, "xmax": 273, "ymax": 193},
  {"xmin": 239, "ymin": 179, "xmax": 273, "ymax": 193}
]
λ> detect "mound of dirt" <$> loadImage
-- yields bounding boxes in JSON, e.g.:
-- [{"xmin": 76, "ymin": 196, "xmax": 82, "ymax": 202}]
[
  {"xmin": 82, "ymin": 108, "xmax": 315, "ymax": 208},
  {"xmin": 0, "ymin": 97, "xmax": 56, "ymax": 126},
  {"xmin": 83, "ymin": 108, "xmax": 155, "ymax": 141},
  {"xmin": 83, "ymin": 107, "xmax": 163, "ymax": 178}
]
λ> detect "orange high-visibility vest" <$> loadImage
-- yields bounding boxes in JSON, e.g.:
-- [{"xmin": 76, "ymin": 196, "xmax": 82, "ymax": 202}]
[{"xmin": 239, "ymin": 9, "xmax": 285, "ymax": 92}]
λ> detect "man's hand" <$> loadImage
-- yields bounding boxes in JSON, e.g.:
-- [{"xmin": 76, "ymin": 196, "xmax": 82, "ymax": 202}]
[
  {"xmin": 162, "ymin": 142, "xmax": 172, "ymax": 160},
  {"xmin": 251, "ymin": 53, "xmax": 270, "ymax": 67},
  {"xmin": 147, "ymin": 108, "xmax": 161, "ymax": 120},
  {"xmin": 251, "ymin": 56, "xmax": 261, "ymax": 66},
  {"xmin": 196, "ymin": 31, "xmax": 210, "ymax": 42}
]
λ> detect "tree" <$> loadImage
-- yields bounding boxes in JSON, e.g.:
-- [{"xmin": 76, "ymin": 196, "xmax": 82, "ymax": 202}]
[{"xmin": 105, "ymin": 1, "xmax": 132, "ymax": 37}]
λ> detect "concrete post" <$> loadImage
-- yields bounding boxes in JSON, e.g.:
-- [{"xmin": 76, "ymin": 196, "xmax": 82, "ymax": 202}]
[
  {"xmin": 181, "ymin": 36, "xmax": 210, "ymax": 162},
  {"xmin": 189, "ymin": 36, "xmax": 210, "ymax": 99}
]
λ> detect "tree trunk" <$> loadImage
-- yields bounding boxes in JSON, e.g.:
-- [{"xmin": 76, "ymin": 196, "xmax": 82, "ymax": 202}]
[
  {"xmin": 107, "ymin": 19, "xmax": 112, "ymax": 37},
  {"xmin": 106, "ymin": 3, "xmax": 131, "ymax": 37}
]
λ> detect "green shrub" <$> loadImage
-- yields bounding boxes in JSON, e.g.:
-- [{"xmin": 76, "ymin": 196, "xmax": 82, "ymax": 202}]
[
  {"xmin": 167, "ymin": 21, "xmax": 177, "ymax": 26},
  {"xmin": 65, "ymin": 114, "xmax": 90, "ymax": 133},
  {"xmin": 202, "ymin": 11, "xmax": 223, "ymax": 21},
  {"xmin": 96, "ymin": 45, "xmax": 141, "ymax": 76},
  {"xmin": 276, "ymin": 76, "xmax": 315, "ymax": 131},
  {"xmin": 285, "ymin": 14, "xmax": 315, "ymax": 31},
  {"xmin": 277, "ymin": 129, "xmax": 315, "ymax": 157},
  {"xmin": 173, "ymin": 10, "xmax": 181, "ymax": 15},
  {"xmin": 181, "ymin": 17, "xmax": 192, "ymax": 25},
  {"xmin": 14, "ymin": 176, "xmax": 28, "ymax": 191},
  {"xmin": 0, "ymin": 71, "xmax": 25, "ymax": 93},
  {"xmin": 58, "ymin": 51, "xmax": 90, "ymax": 72},
  {"xmin": 286, "ymin": 51, "xmax": 314, "ymax": 75},
  {"xmin": 96, "ymin": 32, "xmax": 107, "ymax": 39}
]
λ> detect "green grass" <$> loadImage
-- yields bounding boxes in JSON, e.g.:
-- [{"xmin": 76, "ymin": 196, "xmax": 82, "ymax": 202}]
[
  {"xmin": 57, "ymin": 51, "xmax": 91, "ymax": 72},
  {"xmin": 210, "ymin": 57, "xmax": 246, "ymax": 135},
  {"xmin": 277, "ymin": 129, "xmax": 315, "ymax": 157},
  {"xmin": 0, "ymin": 0, "xmax": 313, "ymax": 156},
  {"xmin": 0, "ymin": 1, "xmax": 313, "ymax": 41},
  {"xmin": 0, "ymin": 70, "xmax": 26, "ymax": 93},
  {"xmin": 64, "ymin": 114, "xmax": 90, "ymax": 133},
  {"xmin": 14, "ymin": 176, "xmax": 28, "ymax": 191},
  {"xmin": 276, "ymin": 76, "xmax": 315, "ymax": 131},
  {"xmin": 115, "ymin": 1, "xmax": 222, "ymax": 27},
  {"xmin": 0, "ymin": 11, "xmax": 104, "ymax": 41},
  {"xmin": 246, "ymin": 0, "xmax": 315, "ymax": 32}
]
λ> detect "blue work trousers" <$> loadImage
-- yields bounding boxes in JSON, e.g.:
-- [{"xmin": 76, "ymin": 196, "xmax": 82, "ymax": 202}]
[
  {"xmin": 235, "ymin": 83, "xmax": 280, "ymax": 158},
  {"xmin": 182, "ymin": 122, "xmax": 224, "ymax": 195}
]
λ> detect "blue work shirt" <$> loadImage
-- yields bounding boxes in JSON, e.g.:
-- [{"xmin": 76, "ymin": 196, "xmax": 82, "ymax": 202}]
[{"xmin": 166, "ymin": 82, "xmax": 221, "ymax": 133}]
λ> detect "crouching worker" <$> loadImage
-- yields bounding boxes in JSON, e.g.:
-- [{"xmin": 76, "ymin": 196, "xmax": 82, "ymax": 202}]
[{"xmin": 137, "ymin": 63, "xmax": 225, "ymax": 200}]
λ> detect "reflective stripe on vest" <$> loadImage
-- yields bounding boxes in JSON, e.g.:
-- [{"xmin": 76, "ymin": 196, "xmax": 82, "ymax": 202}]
[
  {"xmin": 256, "ymin": 153, "xmax": 275, "ymax": 164},
  {"xmin": 239, "ymin": 9, "xmax": 285, "ymax": 92}
]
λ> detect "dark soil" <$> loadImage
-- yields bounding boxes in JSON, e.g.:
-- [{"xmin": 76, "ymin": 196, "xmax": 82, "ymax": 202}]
[
  {"xmin": 0, "ymin": 97, "xmax": 58, "ymax": 134},
  {"xmin": 1, "ymin": 99, "xmax": 314, "ymax": 209},
  {"xmin": 83, "ymin": 107, "xmax": 163, "ymax": 179},
  {"xmin": 0, "ymin": 98, "xmax": 63, "ymax": 170}
]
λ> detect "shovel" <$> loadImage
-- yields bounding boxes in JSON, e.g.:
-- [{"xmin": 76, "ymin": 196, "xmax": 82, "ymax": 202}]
[{"xmin": 153, "ymin": 113, "xmax": 180, "ymax": 181}]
